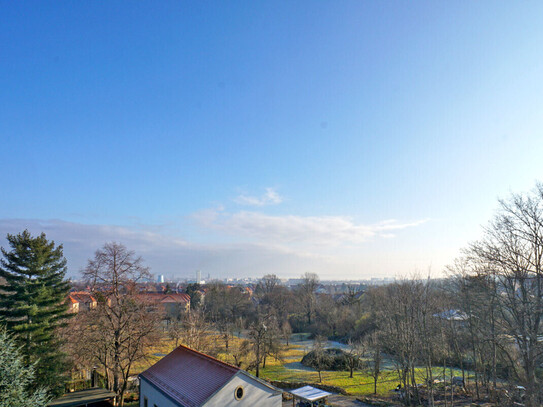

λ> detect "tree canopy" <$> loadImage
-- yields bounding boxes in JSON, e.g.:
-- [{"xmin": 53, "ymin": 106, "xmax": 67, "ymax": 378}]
[
  {"xmin": 0, "ymin": 230, "xmax": 71, "ymax": 395},
  {"xmin": 0, "ymin": 329, "xmax": 50, "ymax": 407}
]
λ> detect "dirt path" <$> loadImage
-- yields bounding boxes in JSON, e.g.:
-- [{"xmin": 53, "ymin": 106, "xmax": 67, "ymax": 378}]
[
  {"xmin": 282, "ymin": 394, "xmax": 372, "ymax": 406},
  {"xmin": 328, "ymin": 394, "xmax": 373, "ymax": 406}
]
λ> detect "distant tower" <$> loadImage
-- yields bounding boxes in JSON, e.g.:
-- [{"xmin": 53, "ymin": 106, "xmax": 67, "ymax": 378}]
[
  {"xmin": 196, "ymin": 270, "xmax": 201, "ymax": 284},
  {"xmin": 157, "ymin": 274, "xmax": 164, "ymax": 283}
]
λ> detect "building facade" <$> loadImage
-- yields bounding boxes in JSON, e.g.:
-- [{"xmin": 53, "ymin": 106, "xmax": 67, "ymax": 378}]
[{"xmin": 139, "ymin": 345, "xmax": 282, "ymax": 407}]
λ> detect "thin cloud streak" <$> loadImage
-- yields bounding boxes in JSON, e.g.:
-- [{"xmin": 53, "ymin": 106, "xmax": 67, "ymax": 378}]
[
  {"xmin": 0, "ymin": 219, "xmax": 329, "ymax": 279},
  {"xmin": 197, "ymin": 210, "xmax": 428, "ymax": 246},
  {"xmin": 0, "ymin": 213, "xmax": 430, "ymax": 280},
  {"xmin": 235, "ymin": 187, "xmax": 283, "ymax": 206}
]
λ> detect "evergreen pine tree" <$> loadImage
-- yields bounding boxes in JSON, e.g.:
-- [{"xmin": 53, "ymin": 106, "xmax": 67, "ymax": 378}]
[
  {"xmin": 0, "ymin": 230, "xmax": 72, "ymax": 396},
  {"xmin": 0, "ymin": 329, "xmax": 50, "ymax": 407}
]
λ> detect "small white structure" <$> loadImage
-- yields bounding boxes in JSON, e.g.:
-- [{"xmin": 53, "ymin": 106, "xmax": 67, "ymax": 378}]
[
  {"xmin": 289, "ymin": 386, "xmax": 332, "ymax": 406},
  {"xmin": 139, "ymin": 345, "xmax": 282, "ymax": 407}
]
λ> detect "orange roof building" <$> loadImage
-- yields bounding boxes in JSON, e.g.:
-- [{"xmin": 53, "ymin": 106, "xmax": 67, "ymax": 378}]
[{"xmin": 67, "ymin": 291, "xmax": 97, "ymax": 313}]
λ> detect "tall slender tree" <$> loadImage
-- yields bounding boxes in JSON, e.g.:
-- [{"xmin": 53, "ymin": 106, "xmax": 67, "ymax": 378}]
[
  {"xmin": 298, "ymin": 272, "xmax": 319, "ymax": 325},
  {"xmin": 0, "ymin": 230, "xmax": 71, "ymax": 395}
]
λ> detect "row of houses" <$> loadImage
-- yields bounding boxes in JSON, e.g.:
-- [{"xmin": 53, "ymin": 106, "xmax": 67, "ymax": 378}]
[
  {"xmin": 67, "ymin": 291, "xmax": 192, "ymax": 315},
  {"xmin": 61, "ymin": 291, "xmax": 294, "ymax": 407}
]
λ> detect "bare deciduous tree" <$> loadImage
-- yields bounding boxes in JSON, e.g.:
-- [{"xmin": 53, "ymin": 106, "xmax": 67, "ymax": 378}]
[
  {"xmin": 298, "ymin": 272, "xmax": 319, "ymax": 325},
  {"xmin": 458, "ymin": 185, "xmax": 543, "ymax": 406},
  {"xmin": 80, "ymin": 242, "xmax": 158, "ymax": 407},
  {"xmin": 345, "ymin": 339, "xmax": 365, "ymax": 378},
  {"xmin": 180, "ymin": 310, "xmax": 215, "ymax": 354},
  {"xmin": 365, "ymin": 332, "xmax": 382, "ymax": 395},
  {"xmin": 312, "ymin": 335, "xmax": 329, "ymax": 383},
  {"xmin": 258, "ymin": 274, "xmax": 281, "ymax": 295}
]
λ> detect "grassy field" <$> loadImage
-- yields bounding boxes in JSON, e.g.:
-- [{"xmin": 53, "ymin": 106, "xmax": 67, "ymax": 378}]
[
  {"xmin": 132, "ymin": 334, "xmax": 467, "ymax": 398},
  {"xmin": 243, "ymin": 342, "xmax": 468, "ymax": 397},
  {"xmin": 131, "ymin": 337, "xmax": 180, "ymax": 374},
  {"xmin": 257, "ymin": 343, "xmax": 400, "ymax": 396}
]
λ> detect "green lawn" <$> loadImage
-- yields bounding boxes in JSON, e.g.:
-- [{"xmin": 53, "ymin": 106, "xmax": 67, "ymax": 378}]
[
  {"xmin": 259, "ymin": 344, "xmax": 469, "ymax": 397},
  {"xmin": 134, "ymin": 335, "xmax": 469, "ymax": 398},
  {"xmin": 258, "ymin": 344, "xmax": 400, "ymax": 396}
]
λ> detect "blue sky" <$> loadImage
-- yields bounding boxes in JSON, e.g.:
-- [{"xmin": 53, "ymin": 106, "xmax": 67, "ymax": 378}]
[{"xmin": 2, "ymin": 1, "xmax": 543, "ymax": 279}]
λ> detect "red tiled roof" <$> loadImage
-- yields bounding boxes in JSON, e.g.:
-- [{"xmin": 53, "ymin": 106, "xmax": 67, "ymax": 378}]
[
  {"xmin": 140, "ymin": 345, "xmax": 239, "ymax": 407},
  {"xmin": 137, "ymin": 293, "xmax": 190, "ymax": 304},
  {"xmin": 69, "ymin": 291, "xmax": 96, "ymax": 304},
  {"xmin": 165, "ymin": 293, "xmax": 190, "ymax": 303}
]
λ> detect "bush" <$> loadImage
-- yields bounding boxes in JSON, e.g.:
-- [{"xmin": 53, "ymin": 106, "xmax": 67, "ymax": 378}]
[{"xmin": 301, "ymin": 348, "xmax": 350, "ymax": 371}]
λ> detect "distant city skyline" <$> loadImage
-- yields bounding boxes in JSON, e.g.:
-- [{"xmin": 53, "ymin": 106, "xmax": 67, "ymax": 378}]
[{"xmin": 2, "ymin": 2, "xmax": 543, "ymax": 279}]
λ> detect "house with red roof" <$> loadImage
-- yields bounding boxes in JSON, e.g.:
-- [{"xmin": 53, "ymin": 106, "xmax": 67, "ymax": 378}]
[
  {"xmin": 139, "ymin": 345, "xmax": 282, "ymax": 407},
  {"xmin": 137, "ymin": 293, "xmax": 191, "ymax": 317},
  {"xmin": 67, "ymin": 291, "xmax": 97, "ymax": 313}
]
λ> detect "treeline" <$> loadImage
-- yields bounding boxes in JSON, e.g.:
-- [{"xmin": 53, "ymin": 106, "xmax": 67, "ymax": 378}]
[
  {"xmin": 3, "ymin": 184, "xmax": 543, "ymax": 406},
  {"xmin": 358, "ymin": 185, "xmax": 543, "ymax": 406},
  {"xmin": 177, "ymin": 185, "xmax": 543, "ymax": 406}
]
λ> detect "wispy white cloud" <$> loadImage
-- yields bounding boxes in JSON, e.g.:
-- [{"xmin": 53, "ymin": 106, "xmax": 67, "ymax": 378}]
[
  {"xmin": 195, "ymin": 210, "xmax": 428, "ymax": 246},
  {"xmin": 0, "ymin": 219, "xmax": 327, "ymax": 279},
  {"xmin": 0, "ymin": 214, "xmax": 431, "ymax": 280},
  {"xmin": 235, "ymin": 187, "xmax": 283, "ymax": 206}
]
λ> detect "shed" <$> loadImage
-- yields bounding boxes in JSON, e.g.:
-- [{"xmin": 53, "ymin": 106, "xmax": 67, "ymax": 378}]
[
  {"xmin": 48, "ymin": 388, "xmax": 116, "ymax": 407},
  {"xmin": 289, "ymin": 385, "xmax": 332, "ymax": 406}
]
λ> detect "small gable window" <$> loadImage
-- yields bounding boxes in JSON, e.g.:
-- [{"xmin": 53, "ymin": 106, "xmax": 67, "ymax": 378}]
[{"xmin": 235, "ymin": 386, "xmax": 244, "ymax": 400}]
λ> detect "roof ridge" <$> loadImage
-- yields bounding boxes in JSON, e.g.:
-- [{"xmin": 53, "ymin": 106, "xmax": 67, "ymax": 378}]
[
  {"xmin": 175, "ymin": 344, "xmax": 240, "ymax": 372},
  {"xmin": 139, "ymin": 344, "xmax": 241, "ymax": 406}
]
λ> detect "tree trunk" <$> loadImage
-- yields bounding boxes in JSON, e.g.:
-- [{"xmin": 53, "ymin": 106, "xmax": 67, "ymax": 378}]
[
  {"xmin": 113, "ymin": 329, "xmax": 121, "ymax": 405},
  {"xmin": 471, "ymin": 339, "xmax": 480, "ymax": 400},
  {"xmin": 450, "ymin": 366, "xmax": 454, "ymax": 407},
  {"xmin": 255, "ymin": 342, "xmax": 260, "ymax": 378}
]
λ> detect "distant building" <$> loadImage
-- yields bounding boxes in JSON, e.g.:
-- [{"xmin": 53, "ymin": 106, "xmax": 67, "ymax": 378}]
[
  {"xmin": 67, "ymin": 292, "xmax": 97, "ymax": 313},
  {"xmin": 157, "ymin": 275, "xmax": 165, "ymax": 283},
  {"xmin": 139, "ymin": 345, "xmax": 282, "ymax": 407},
  {"xmin": 137, "ymin": 293, "xmax": 191, "ymax": 316},
  {"xmin": 188, "ymin": 270, "xmax": 206, "ymax": 285},
  {"xmin": 286, "ymin": 278, "xmax": 304, "ymax": 287}
]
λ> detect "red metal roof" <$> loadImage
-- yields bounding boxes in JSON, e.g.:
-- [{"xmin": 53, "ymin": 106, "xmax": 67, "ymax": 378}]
[{"xmin": 140, "ymin": 345, "xmax": 239, "ymax": 407}]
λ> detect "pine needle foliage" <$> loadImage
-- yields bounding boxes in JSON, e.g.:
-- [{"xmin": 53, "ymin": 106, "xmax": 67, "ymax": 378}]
[
  {"xmin": 0, "ymin": 329, "xmax": 50, "ymax": 407},
  {"xmin": 0, "ymin": 230, "xmax": 72, "ymax": 396}
]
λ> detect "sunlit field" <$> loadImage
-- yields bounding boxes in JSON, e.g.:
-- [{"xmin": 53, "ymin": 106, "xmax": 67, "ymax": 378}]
[{"xmin": 133, "ymin": 333, "xmax": 468, "ymax": 398}]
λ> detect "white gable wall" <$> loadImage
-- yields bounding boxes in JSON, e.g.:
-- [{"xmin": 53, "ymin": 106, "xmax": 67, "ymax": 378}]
[
  {"xmin": 140, "ymin": 377, "xmax": 181, "ymax": 407},
  {"xmin": 203, "ymin": 372, "xmax": 281, "ymax": 407}
]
